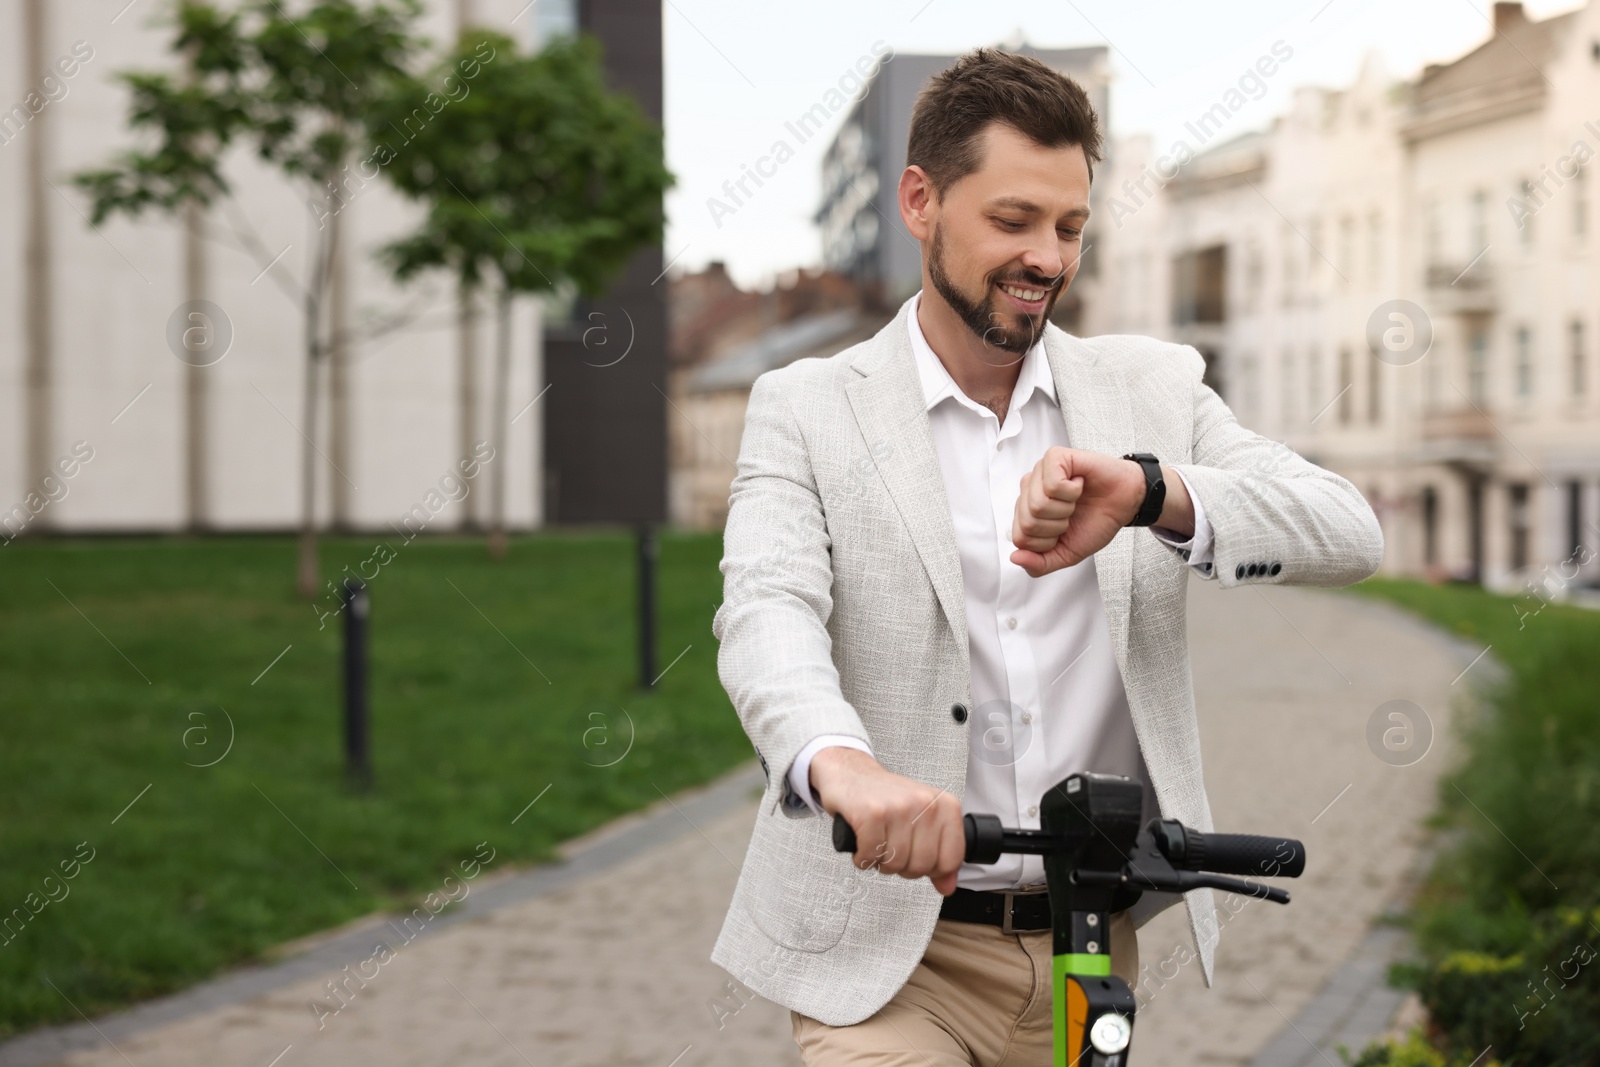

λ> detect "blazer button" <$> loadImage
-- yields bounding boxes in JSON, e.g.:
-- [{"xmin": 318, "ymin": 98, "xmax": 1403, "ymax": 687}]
[
  {"xmin": 1270, "ymin": 562, "xmax": 1282, "ymax": 576},
  {"xmin": 1235, "ymin": 563, "xmax": 1245, "ymax": 580},
  {"xmin": 1244, "ymin": 563, "xmax": 1256, "ymax": 577},
  {"xmin": 951, "ymin": 703, "xmax": 969, "ymax": 724}
]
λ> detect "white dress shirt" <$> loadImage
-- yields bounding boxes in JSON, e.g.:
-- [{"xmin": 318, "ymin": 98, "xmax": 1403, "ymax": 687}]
[{"xmin": 790, "ymin": 290, "xmax": 1215, "ymax": 890}]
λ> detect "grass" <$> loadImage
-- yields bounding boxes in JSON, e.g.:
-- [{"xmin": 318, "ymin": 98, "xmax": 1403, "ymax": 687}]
[
  {"xmin": 0, "ymin": 532, "xmax": 747, "ymax": 1036},
  {"xmin": 1350, "ymin": 578, "xmax": 1600, "ymax": 1065}
]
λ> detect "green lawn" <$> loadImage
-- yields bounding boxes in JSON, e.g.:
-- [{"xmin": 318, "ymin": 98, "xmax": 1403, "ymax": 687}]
[
  {"xmin": 0, "ymin": 533, "xmax": 747, "ymax": 1036},
  {"xmin": 1352, "ymin": 576, "xmax": 1600, "ymax": 932},
  {"xmin": 1350, "ymin": 578, "xmax": 1600, "ymax": 1065}
]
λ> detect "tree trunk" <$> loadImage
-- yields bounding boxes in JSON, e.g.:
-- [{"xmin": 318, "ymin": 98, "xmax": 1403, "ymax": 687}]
[
  {"xmin": 487, "ymin": 282, "xmax": 512, "ymax": 560},
  {"xmin": 459, "ymin": 279, "xmax": 481, "ymax": 529},
  {"xmin": 296, "ymin": 191, "xmax": 337, "ymax": 599},
  {"xmin": 23, "ymin": 0, "xmax": 53, "ymax": 529},
  {"xmin": 183, "ymin": 200, "xmax": 210, "ymax": 531},
  {"xmin": 296, "ymin": 331, "xmax": 322, "ymax": 598},
  {"xmin": 329, "ymin": 206, "xmax": 352, "ymax": 530}
]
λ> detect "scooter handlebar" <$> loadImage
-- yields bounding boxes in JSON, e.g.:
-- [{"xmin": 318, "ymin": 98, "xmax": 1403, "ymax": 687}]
[
  {"xmin": 1148, "ymin": 820, "xmax": 1306, "ymax": 879},
  {"xmin": 832, "ymin": 814, "xmax": 1306, "ymax": 880}
]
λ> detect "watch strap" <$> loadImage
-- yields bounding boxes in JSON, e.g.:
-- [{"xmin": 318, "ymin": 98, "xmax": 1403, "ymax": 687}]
[{"xmin": 1122, "ymin": 452, "xmax": 1166, "ymax": 527}]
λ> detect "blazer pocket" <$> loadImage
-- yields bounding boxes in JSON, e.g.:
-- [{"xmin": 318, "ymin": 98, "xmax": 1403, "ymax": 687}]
[{"xmin": 742, "ymin": 814, "xmax": 865, "ymax": 952}]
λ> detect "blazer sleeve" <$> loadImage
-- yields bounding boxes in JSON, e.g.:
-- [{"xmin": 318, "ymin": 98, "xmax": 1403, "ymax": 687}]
[
  {"xmin": 1163, "ymin": 345, "xmax": 1386, "ymax": 587},
  {"xmin": 713, "ymin": 369, "xmax": 872, "ymax": 818}
]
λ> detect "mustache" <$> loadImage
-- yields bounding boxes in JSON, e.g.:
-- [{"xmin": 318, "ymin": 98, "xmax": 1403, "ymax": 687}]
[{"xmin": 992, "ymin": 269, "xmax": 1066, "ymax": 291}]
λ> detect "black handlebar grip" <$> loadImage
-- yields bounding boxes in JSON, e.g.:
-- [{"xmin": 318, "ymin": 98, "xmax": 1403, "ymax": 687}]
[
  {"xmin": 1184, "ymin": 830, "xmax": 1306, "ymax": 879},
  {"xmin": 831, "ymin": 814, "xmax": 857, "ymax": 854},
  {"xmin": 832, "ymin": 814, "xmax": 997, "ymax": 864}
]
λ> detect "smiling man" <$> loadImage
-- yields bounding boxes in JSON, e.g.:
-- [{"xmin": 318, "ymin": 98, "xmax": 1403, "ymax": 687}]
[{"xmin": 710, "ymin": 48, "xmax": 1383, "ymax": 1065}]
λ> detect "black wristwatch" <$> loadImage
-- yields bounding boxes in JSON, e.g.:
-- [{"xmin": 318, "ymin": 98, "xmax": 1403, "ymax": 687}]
[{"xmin": 1122, "ymin": 452, "xmax": 1166, "ymax": 527}]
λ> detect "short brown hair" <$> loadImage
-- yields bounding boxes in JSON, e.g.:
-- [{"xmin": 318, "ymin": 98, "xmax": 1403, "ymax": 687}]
[{"xmin": 906, "ymin": 47, "xmax": 1103, "ymax": 196}]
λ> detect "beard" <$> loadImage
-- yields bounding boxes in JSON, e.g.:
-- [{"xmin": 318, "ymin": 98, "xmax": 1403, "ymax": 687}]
[{"xmin": 927, "ymin": 222, "xmax": 1064, "ymax": 358}]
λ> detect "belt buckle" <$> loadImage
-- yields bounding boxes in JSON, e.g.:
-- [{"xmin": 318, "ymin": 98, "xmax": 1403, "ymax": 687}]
[
  {"xmin": 1000, "ymin": 885, "xmax": 1047, "ymax": 935},
  {"xmin": 1000, "ymin": 890, "xmax": 1021, "ymax": 935}
]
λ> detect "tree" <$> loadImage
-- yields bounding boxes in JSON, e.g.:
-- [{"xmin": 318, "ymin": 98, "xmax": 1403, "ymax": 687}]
[
  {"xmin": 375, "ymin": 29, "xmax": 673, "ymax": 558},
  {"xmin": 76, "ymin": 0, "xmax": 425, "ymax": 596}
]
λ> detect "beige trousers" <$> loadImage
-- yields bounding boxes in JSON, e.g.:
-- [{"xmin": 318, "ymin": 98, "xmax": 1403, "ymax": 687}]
[{"xmin": 790, "ymin": 910, "xmax": 1139, "ymax": 1066}]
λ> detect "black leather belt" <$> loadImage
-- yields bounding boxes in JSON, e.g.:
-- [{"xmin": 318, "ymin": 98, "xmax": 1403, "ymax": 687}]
[{"xmin": 939, "ymin": 887, "xmax": 1052, "ymax": 934}]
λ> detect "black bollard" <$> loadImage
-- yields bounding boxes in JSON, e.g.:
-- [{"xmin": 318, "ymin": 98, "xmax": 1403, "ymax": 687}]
[
  {"xmin": 342, "ymin": 577, "xmax": 371, "ymax": 789},
  {"xmin": 637, "ymin": 523, "xmax": 657, "ymax": 689}
]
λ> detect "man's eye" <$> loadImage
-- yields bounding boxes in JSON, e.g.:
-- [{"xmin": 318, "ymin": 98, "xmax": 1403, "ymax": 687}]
[
  {"xmin": 1059, "ymin": 229, "xmax": 1081, "ymax": 240},
  {"xmin": 996, "ymin": 219, "xmax": 1024, "ymax": 230}
]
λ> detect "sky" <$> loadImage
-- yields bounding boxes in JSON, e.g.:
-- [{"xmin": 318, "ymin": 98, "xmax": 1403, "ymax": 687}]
[{"xmin": 660, "ymin": 0, "xmax": 1582, "ymax": 290}]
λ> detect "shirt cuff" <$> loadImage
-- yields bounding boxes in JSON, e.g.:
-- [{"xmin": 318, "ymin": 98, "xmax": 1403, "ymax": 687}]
[
  {"xmin": 787, "ymin": 735, "xmax": 874, "ymax": 816},
  {"xmin": 1149, "ymin": 468, "xmax": 1215, "ymax": 575}
]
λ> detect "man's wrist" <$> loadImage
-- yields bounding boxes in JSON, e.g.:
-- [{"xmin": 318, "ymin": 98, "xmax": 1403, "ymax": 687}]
[
  {"xmin": 1154, "ymin": 464, "xmax": 1196, "ymax": 537},
  {"xmin": 1121, "ymin": 452, "xmax": 1166, "ymax": 526},
  {"xmin": 809, "ymin": 745, "xmax": 878, "ymax": 804}
]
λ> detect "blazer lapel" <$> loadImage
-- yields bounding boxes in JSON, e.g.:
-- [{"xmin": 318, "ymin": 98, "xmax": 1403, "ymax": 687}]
[
  {"xmin": 845, "ymin": 302, "xmax": 970, "ymax": 667},
  {"xmin": 1044, "ymin": 327, "xmax": 1137, "ymax": 674}
]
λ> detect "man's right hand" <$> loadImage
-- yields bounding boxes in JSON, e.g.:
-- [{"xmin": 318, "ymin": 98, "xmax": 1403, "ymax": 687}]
[{"xmin": 809, "ymin": 746, "xmax": 965, "ymax": 896}]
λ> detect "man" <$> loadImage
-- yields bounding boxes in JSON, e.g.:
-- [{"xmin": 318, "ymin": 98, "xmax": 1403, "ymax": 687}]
[{"xmin": 709, "ymin": 47, "xmax": 1383, "ymax": 1065}]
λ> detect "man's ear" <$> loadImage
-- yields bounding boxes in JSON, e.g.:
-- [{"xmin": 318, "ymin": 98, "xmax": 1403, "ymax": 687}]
[{"xmin": 899, "ymin": 165, "xmax": 936, "ymax": 242}]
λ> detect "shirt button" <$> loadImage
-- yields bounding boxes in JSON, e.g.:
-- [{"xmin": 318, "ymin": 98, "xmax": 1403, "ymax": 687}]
[
  {"xmin": 996, "ymin": 439, "xmax": 1005, "ymax": 450},
  {"xmin": 1021, "ymin": 711, "xmax": 1033, "ymax": 724},
  {"xmin": 1006, "ymin": 617, "xmax": 1018, "ymax": 630},
  {"xmin": 1027, "ymin": 805, "xmax": 1039, "ymax": 817}
]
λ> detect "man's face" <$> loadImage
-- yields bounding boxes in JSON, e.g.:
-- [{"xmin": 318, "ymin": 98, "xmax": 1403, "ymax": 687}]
[{"xmin": 922, "ymin": 122, "xmax": 1092, "ymax": 359}]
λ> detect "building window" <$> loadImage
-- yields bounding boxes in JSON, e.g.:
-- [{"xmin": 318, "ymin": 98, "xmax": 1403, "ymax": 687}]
[
  {"xmin": 1575, "ymin": 165, "xmax": 1589, "ymax": 239},
  {"xmin": 1470, "ymin": 189, "xmax": 1489, "ymax": 253},
  {"xmin": 1281, "ymin": 348, "xmax": 1296, "ymax": 427},
  {"xmin": 1339, "ymin": 216, "xmax": 1355, "ymax": 287},
  {"xmin": 1515, "ymin": 325, "xmax": 1533, "ymax": 399},
  {"xmin": 1245, "ymin": 239, "xmax": 1263, "ymax": 310},
  {"xmin": 1338, "ymin": 346, "xmax": 1353, "ymax": 424},
  {"xmin": 1519, "ymin": 179, "xmax": 1537, "ymax": 248},
  {"xmin": 1425, "ymin": 338, "xmax": 1444, "ymax": 411},
  {"xmin": 1239, "ymin": 353, "xmax": 1259, "ymax": 422},
  {"xmin": 1281, "ymin": 224, "xmax": 1297, "ymax": 306},
  {"xmin": 1171, "ymin": 245, "xmax": 1227, "ymax": 325},
  {"xmin": 1368, "ymin": 343, "xmax": 1382, "ymax": 423},
  {"xmin": 1308, "ymin": 347, "xmax": 1322, "ymax": 420},
  {"xmin": 1421, "ymin": 485, "xmax": 1438, "ymax": 566},
  {"xmin": 532, "ymin": 0, "xmax": 578, "ymax": 48},
  {"xmin": 1425, "ymin": 197, "xmax": 1443, "ymax": 262},
  {"xmin": 1307, "ymin": 218, "xmax": 1322, "ymax": 286},
  {"xmin": 1572, "ymin": 319, "xmax": 1587, "ymax": 397},
  {"xmin": 1508, "ymin": 482, "xmax": 1531, "ymax": 573},
  {"xmin": 1367, "ymin": 210, "xmax": 1382, "ymax": 288},
  {"xmin": 1467, "ymin": 477, "xmax": 1485, "ymax": 583},
  {"xmin": 1469, "ymin": 329, "xmax": 1489, "ymax": 406}
]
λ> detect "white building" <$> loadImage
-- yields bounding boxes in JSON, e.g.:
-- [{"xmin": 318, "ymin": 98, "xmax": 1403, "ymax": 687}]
[
  {"xmin": 1095, "ymin": 1, "xmax": 1600, "ymax": 593},
  {"xmin": 1, "ymin": 0, "xmax": 568, "ymax": 540}
]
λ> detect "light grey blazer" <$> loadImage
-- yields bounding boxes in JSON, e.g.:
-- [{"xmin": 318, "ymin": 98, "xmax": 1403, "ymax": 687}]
[{"xmin": 709, "ymin": 293, "xmax": 1384, "ymax": 1027}]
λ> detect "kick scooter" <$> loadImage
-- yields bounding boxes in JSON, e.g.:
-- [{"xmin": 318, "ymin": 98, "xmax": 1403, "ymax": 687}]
[{"xmin": 833, "ymin": 770, "xmax": 1306, "ymax": 1066}]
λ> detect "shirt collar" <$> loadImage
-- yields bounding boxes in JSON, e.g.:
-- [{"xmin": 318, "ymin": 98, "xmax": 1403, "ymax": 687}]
[{"xmin": 907, "ymin": 289, "xmax": 1055, "ymax": 415}]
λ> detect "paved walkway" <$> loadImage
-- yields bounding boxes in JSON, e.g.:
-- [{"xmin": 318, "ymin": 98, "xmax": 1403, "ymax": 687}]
[{"xmin": 7, "ymin": 579, "xmax": 1483, "ymax": 1067}]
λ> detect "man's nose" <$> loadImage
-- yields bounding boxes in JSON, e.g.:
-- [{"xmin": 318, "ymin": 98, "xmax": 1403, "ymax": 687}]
[{"xmin": 1019, "ymin": 231, "xmax": 1065, "ymax": 283}]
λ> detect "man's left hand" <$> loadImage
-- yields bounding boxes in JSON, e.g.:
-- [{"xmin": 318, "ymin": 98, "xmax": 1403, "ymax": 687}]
[{"xmin": 1010, "ymin": 447, "xmax": 1190, "ymax": 577}]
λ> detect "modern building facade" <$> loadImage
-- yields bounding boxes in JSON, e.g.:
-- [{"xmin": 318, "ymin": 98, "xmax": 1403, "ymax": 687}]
[
  {"xmin": 1, "ymin": 0, "xmax": 663, "ymax": 539},
  {"xmin": 538, "ymin": 0, "xmax": 668, "ymax": 527}
]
